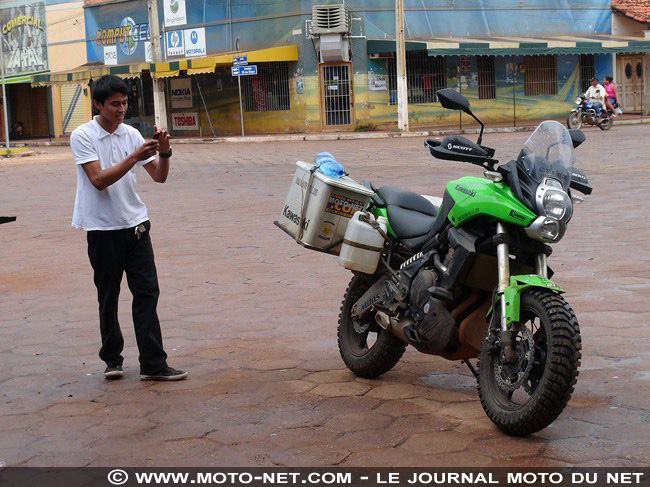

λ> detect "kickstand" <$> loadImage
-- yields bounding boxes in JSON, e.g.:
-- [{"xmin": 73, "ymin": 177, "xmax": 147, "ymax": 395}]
[{"xmin": 463, "ymin": 359, "xmax": 478, "ymax": 380}]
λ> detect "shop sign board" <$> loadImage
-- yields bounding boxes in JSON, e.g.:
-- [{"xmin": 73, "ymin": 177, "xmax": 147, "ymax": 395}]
[
  {"xmin": 170, "ymin": 78, "xmax": 192, "ymax": 108},
  {"xmin": 163, "ymin": 0, "xmax": 187, "ymax": 27},
  {"xmin": 104, "ymin": 45, "xmax": 118, "ymax": 66},
  {"xmin": 183, "ymin": 28, "xmax": 206, "ymax": 57},
  {"xmin": 172, "ymin": 112, "xmax": 198, "ymax": 130},
  {"xmin": 166, "ymin": 30, "xmax": 185, "ymax": 57},
  {"xmin": 0, "ymin": 1, "xmax": 49, "ymax": 76}
]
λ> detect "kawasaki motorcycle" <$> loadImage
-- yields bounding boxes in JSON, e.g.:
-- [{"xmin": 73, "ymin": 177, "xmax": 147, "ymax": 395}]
[{"xmin": 337, "ymin": 89, "xmax": 592, "ymax": 436}]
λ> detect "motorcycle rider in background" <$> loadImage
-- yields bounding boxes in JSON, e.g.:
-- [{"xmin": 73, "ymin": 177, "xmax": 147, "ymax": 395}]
[{"xmin": 584, "ymin": 77, "xmax": 606, "ymax": 118}]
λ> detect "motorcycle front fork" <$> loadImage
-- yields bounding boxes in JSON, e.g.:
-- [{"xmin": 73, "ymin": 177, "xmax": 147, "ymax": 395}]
[{"xmin": 495, "ymin": 222, "xmax": 547, "ymax": 363}]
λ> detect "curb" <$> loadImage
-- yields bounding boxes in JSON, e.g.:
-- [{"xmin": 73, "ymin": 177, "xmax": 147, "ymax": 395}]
[{"xmin": 11, "ymin": 118, "xmax": 650, "ymax": 148}]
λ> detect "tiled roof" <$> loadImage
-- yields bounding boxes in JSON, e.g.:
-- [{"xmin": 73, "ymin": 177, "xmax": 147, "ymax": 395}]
[{"xmin": 612, "ymin": 0, "xmax": 650, "ymax": 24}]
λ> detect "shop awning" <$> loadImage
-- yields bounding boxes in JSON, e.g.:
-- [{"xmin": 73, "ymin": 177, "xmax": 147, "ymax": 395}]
[
  {"xmin": 151, "ymin": 45, "xmax": 299, "ymax": 78},
  {"xmin": 32, "ymin": 64, "xmax": 149, "ymax": 87},
  {"xmin": 367, "ymin": 35, "xmax": 650, "ymax": 57},
  {"xmin": 32, "ymin": 44, "xmax": 299, "ymax": 86},
  {"xmin": 2, "ymin": 71, "xmax": 48, "ymax": 85}
]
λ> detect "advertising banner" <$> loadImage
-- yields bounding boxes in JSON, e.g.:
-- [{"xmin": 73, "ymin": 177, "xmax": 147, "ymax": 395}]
[
  {"xmin": 170, "ymin": 78, "xmax": 192, "ymax": 108},
  {"xmin": 166, "ymin": 30, "xmax": 184, "ymax": 57},
  {"xmin": 0, "ymin": 2, "xmax": 49, "ymax": 76},
  {"xmin": 183, "ymin": 28, "xmax": 206, "ymax": 57},
  {"xmin": 85, "ymin": 0, "xmax": 150, "ymax": 65},
  {"xmin": 171, "ymin": 112, "xmax": 198, "ymax": 130},
  {"xmin": 163, "ymin": 0, "xmax": 187, "ymax": 27}
]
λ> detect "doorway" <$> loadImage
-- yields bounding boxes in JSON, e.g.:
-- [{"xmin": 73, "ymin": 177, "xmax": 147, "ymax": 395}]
[
  {"xmin": 319, "ymin": 64, "xmax": 353, "ymax": 128},
  {"xmin": 617, "ymin": 55, "xmax": 645, "ymax": 113}
]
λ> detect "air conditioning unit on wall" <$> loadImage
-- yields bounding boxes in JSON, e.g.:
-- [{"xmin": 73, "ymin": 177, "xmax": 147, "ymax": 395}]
[{"xmin": 310, "ymin": 4, "xmax": 351, "ymax": 63}]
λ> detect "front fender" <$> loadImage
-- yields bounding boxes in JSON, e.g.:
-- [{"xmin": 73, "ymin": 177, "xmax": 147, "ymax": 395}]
[{"xmin": 502, "ymin": 275, "xmax": 564, "ymax": 326}]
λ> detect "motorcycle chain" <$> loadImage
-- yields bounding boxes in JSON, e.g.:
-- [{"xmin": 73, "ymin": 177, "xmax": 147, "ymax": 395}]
[{"xmin": 495, "ymin": 325, "xmax": 535, "ymax": 393}]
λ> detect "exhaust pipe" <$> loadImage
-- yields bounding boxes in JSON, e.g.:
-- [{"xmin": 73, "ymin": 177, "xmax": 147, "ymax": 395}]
[{"xmin": 375, "ymin": 311, "xmax": 411, "ymax": 343}]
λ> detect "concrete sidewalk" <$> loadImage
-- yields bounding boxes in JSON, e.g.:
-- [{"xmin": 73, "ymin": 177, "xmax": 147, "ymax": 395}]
[{"xmin": 9, "ymin": 116, "xmax": 650, "ymax": 148}]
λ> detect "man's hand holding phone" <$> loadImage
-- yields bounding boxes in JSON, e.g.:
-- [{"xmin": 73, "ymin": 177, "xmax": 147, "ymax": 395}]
[{"xmin": 153, "ymin": 127, "xmax": 171, "ymax": 155}]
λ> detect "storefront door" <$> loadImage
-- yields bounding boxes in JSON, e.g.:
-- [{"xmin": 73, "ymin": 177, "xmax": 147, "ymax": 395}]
[
  {"xmin": 319, "ymin": 64, "xmax": 354, "ymax": 128},
  {"xmin": 617, "ymin": 55, "xmax": 645, "ymax": 113}
]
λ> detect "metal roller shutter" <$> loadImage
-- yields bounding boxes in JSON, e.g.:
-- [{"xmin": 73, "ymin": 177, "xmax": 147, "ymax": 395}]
[{"xmin": 61, "ymin": 84, "xmax": 85, "ymax": 134}]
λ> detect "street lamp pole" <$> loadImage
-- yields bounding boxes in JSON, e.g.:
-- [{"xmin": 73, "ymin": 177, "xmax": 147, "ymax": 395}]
[{"xmin": 0, "ymin": 35, "xmax": 10, "ymax": 151}]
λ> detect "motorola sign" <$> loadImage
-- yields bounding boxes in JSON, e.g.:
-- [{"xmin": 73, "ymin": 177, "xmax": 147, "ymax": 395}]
[{"xmin": 183, "ymin": 28, "xmax": 206, "ymax": 57}]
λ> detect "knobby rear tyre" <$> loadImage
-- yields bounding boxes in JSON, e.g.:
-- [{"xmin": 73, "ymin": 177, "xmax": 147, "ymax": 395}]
[
  {"xmin": 477, "ymin": 289, "xmax": 581, "ymax": 436},
  {"xmin": 337, "ymin": 275, "xmax": 407, "ymax": 378}
]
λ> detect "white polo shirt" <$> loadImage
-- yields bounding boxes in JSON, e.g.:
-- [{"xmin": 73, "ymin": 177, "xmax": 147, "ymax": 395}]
[{"xmin": 71, "ymin": 117, "xmax": 155, "ymax": 231}]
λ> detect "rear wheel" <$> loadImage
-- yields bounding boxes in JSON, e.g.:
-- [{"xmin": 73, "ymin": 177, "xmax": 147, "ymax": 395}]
[
  {"xmin": 477, "ymin": 289, "xmax": 581, "ymax": 436},
  {"xmin": 337, "ymin": 275, "xmax": 407, "ymax": 378},
  {"xmin": 600, "ymin": 115, "xmax": 614, "ymax": 131},
  {"xmin": 567, "ymin": 112, "xmax": 582, "ymax": 129}
]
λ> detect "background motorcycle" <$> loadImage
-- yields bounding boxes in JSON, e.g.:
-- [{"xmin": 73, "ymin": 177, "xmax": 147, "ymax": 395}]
[
  {"xmin": 336, "ymin": 89, "xmax": 593, "ymax": 436},
  {"xmin": 567, "ymin": 95, "xmax": 614, "ymax": 130}
]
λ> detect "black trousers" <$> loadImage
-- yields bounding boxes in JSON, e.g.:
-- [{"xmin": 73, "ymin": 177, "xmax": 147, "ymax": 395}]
[{"xmin": 87, "ymin": 220, "xmax": 168, "ymax": 374}]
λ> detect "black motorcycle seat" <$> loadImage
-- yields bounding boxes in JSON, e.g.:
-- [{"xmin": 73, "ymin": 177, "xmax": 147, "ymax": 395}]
[{"xmin": 376, "ymin": 186, "xmax": 438, "ymax": 243}]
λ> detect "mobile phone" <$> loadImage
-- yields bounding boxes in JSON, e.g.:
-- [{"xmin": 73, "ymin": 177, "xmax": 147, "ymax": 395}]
[{"xmin": 152, "ymin": 132, "xmax": 161, "ymax": 140}]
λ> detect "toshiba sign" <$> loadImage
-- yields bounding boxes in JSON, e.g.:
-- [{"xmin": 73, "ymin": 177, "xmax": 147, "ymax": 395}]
[{"xmin": 172, "ymin": 112, "xmax": 198, "ymax": 130}]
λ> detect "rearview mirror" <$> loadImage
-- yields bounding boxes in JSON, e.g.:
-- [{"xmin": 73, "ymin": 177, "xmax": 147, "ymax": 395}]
[
  {"xmin": 437, "ymin": 88, "xmax": 471, "ymax": 114},
  {"xmin": 569, "ymin": 129, "xmax": 585, "ymax": 149}
]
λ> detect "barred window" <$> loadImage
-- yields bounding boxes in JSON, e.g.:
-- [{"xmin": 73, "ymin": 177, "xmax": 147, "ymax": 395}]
[
  {"xmin": 524, "ymin": 55, "xmax": 558, "ymax": 96},
  {"xmin": 478, "ymin": 56, "xmax": 496, "ymax": 100},
  {"xmin": 579, "ymin": 54, "xmax": 595, "ymax": 93},
  {"xmin": 241, "ymin": 62, "xmax": 290, "ymax": 111},
  {"xmin": 388, "ymin": 51, "xmax": 446, "ymax": 105}
]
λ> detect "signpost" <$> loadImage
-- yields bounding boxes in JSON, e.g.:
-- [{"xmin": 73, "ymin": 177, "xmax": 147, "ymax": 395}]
[{"xmin": 231, "ymin": 55, "xmax": 258, "ymax": 137}]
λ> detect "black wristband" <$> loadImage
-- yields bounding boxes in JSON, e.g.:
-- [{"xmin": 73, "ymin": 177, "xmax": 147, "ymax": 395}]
[{"xmin": 159, "ymin": 148, "xmax": 172, "ymax": 158}]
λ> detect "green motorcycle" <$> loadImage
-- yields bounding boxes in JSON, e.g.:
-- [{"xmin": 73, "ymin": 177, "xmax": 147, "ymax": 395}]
[{"xmin": 337, "ymin": 89, "xmax": 592, "ymax": 436}]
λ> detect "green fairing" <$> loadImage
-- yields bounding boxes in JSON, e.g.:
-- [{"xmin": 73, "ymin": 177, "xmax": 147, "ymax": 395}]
[
  {"xmin": 373, "ymin": 207, "xmax": 397, "ymax": 238},
  {"xmin": 446, "ymin": 177, "xmax": 537, "ymax": 227},
  {"xmin": 502, "ymin": 275, "xmax": 564, "ymax": 326}
]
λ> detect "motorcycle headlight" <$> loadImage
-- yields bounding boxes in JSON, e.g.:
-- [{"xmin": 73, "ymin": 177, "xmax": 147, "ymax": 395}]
[
  {"xmin": 536, "ymin": 179, "xmax": 573, "ymax": 222},
  {"xmin": 543, "ymin": 190, "xmax": 572, "ymax": 220},
  {"xmin": 525, "ymin": 216, "xmax": 564, "ymax": 243},
  {"xmin": 575, "ymin": 98, "xmax": 581, "ymax": 104}
]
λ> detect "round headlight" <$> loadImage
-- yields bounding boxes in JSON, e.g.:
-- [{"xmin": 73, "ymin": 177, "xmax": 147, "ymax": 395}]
[
  {"xmin": 540, "ymin": 217, "xmax": 561, "ymax": 241},
  {"xmin": 543, "ymin": 190, "xmax": 572, "ymax": 220}
]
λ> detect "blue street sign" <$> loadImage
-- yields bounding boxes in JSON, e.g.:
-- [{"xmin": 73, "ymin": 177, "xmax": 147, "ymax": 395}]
[
  {"xmin": 233, "ymin": 55, "xmax": 248, "ymax": 66},
  {"xmin": 231, "ymin": 65, "xmax": 258, "ymax": 76}
]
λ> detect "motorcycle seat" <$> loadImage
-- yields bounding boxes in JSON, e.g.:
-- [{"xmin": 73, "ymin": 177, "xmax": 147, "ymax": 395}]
[{"xmin": 376, "ymin": 186, "xmax": 438, "ymax": 245}]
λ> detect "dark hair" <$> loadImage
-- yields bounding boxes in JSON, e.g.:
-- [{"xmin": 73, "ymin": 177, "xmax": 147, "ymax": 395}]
[
  {"xmin": 605, "ymin": 75, "xmax": 613, "ymax": 83},
  {"xmin": 590, "ymin": 77, "xmax": 599, "ymax": 82},
  {"xmin": 92, "ymin": 75, "xmax": 129, "ymax": 104}
]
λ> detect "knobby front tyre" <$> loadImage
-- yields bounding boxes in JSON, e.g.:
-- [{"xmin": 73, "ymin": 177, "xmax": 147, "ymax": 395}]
[{"xmin": 477, "ymin": 289, "xmax": 581, "ymax": 436}]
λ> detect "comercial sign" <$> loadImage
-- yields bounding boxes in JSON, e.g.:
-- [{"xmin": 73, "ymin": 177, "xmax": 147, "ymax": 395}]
[
  {"xmin": 172, "ymin": 112, "xmax": 198, "ymax": 131},
  {"xmin": 183, "ymin": 28, "xmax": 206, "ymax": 57},
  {"xmin": 166, "ymin": 30, "xmax": 184, "ymax": 57},
  {"xmin": 0, "ymin": 2, "xmax": 49, "ymax": 76},
  {"xmin": 170, "ymin": 79, "xmax": 192, "ymax": 109},
  {"xmin": 163, "ymin": 0, "xmax": 187, "ymax": 27}
]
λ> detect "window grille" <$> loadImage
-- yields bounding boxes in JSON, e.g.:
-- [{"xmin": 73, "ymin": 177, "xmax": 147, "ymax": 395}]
[
  {"xmin": 524, "ymin": 55, "xmax": 558, "ymax": 96},
  {"xmin": 579, "ymin": 54, "xmax": 595, "ymax": 93},
  {"xmin": 241, "ymin": 62, "xmax": 291, "ymax": 112},
  {"xmin": 388, "ymin": 51, "xmax": 446, "ymax": 105},
  {"xmin": 477, "ymin": 56, "xmax": 496, "ymax": 100}
]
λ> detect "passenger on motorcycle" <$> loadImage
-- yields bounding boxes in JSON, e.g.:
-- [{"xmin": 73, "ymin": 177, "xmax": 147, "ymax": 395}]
[
  {"xmin": 584, "ymin": 77, "xmax": 606, "ymax": 117},
  {"xmin": 603, "ymin": 76, "xmax": 621, "ymax": 117}
]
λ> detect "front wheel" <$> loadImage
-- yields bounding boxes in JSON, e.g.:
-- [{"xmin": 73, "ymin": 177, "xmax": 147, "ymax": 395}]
[
  {"xmin": 338, "ymin": 275, "xmax": 407, "ymax": 378},
  {"xmin": 567, "ymin": 111, "xmax": 582, "ymax": 129},
  {"xmin": 477, "ymin": 289, "xmax": 581, "ymax": 436}
]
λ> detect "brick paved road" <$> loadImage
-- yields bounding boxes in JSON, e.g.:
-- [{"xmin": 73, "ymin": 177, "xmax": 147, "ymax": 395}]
[{"xmin": 1, "ymin": 125, "xmax": 649, "ymax": 467}]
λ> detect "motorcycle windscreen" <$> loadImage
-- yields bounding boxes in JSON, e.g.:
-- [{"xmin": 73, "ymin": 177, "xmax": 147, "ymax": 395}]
[{"xmin": 516, "ymin": 121, "xmax": 576, "ymax": 189}]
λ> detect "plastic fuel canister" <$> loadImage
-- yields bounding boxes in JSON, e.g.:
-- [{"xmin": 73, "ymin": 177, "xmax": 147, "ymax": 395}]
[{"xmin": 338, "ymin": 212, "xmax": 387, "ymax": 274}]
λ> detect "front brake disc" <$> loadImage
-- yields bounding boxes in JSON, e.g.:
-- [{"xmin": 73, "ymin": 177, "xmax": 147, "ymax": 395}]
[{"xmin": 495, "ymin": 325, "xmax": 535, "ymax": 392}]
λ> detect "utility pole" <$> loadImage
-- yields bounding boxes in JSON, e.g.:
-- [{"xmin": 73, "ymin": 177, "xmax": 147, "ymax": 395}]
[
  {"xmin": 0, "ymin": 35, "xmax": 10, "ymax": 151},
  {"xmin": 147, "ymin": 0, "xmax": 168, "ymax": 130},
  {"xmin": 395, "ymin": 0, "xmax": 409, "ymax": 131}
]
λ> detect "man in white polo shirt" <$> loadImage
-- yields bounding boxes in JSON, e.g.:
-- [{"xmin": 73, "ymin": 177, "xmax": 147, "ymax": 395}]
[{"xmin": 71, "ymin": 75, "xmax": 187, "ymax": 381}]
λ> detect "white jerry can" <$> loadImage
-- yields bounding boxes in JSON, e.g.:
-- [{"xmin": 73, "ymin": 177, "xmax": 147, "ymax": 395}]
[{"xmin": 338, "ymin": 212, "xmax": 387, "ymax": 274}]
